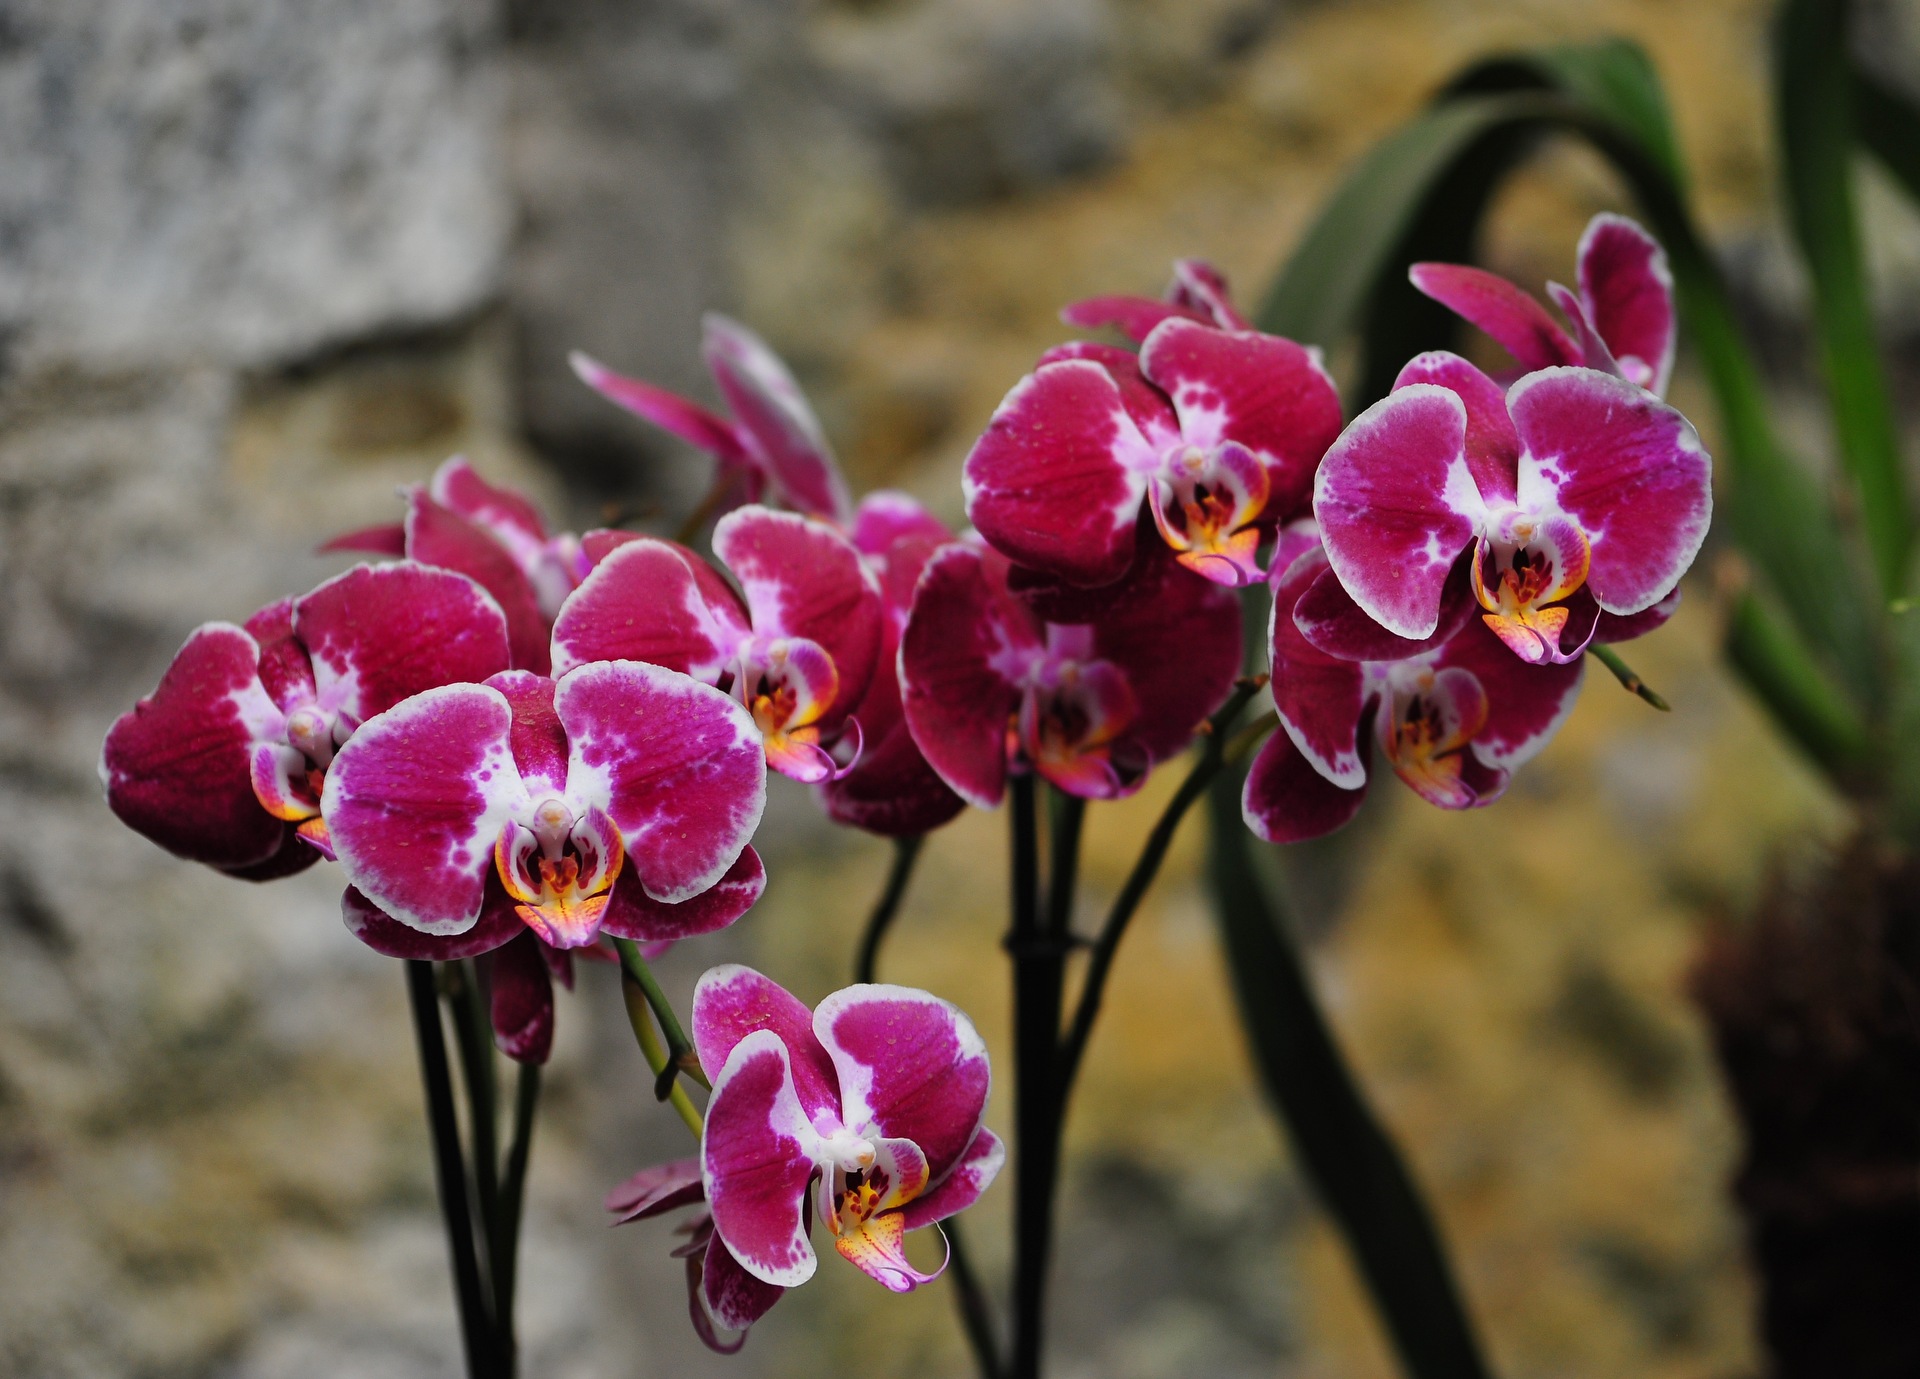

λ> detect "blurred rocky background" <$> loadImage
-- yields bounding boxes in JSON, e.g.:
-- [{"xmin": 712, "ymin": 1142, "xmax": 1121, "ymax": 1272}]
[{"xmin": 0, "ymin": 0, "xmax": 1911, "ymax": 1375}]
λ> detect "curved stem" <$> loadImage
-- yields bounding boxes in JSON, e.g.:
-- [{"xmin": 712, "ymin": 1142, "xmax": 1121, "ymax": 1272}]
[
  {"xmin": 855, "ymin": 835, "xmax": 925, "ymax": 984},
  {"xmin": 619, "ymin": 968, "xmax": 705, "ymax": 1137},
  {"xmin": 612, "ymin": 938, "xmax": 710, "ymax": 1100},
  {"xmin": 406, "ymin": 960, "xmax": 495, "ymax": 1379},
  {"xmin": 1055, "ymin": 680, "xmax": 1264, "ymax": 1103}
]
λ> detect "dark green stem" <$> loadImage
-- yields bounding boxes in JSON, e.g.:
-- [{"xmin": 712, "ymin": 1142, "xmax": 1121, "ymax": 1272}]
[
  {"xmin": 406, "ymin": 960, "xmax": 495, "ymax": 1379},
  {"xmin": 1007, "ymin": 773, "xmax": 1054, "ymax": 1379},
  {"xmin": 1588, "ymin": 645, "xmax": 1671, "ymax": 711},
  {"xmin": 1055, "ymin": 680, "xmax": 1263, "ymax": 1100},
  {"xmin": 493, "ymin": 1060, "xmax": 540, "ymax": 1377},
  {"xmin": 945, "ymin": 1217, "xmax": 1004, "ymax": 1379},
  {"xmin": 613, "ymin": 938, "xmax": 709, "ymax": 1100},
  {"xmin": 1204, "ymin": 771, "xmax": 1491, "ymax": 1379},
  {"xmin": 446, "ymin": 964, "xmax": 502, "ymax": 1305},
  {"xmin": 855, "ymin": 835, "xmax": 926, "ymax": 985}
]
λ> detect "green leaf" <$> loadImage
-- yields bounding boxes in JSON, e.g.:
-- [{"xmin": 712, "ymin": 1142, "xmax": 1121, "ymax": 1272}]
[
  {"xmin": 1204, "ymin": 769, "xmax": 1492, "ymax": 1379},
  {"xmin": 1725, "ymin": 591, "xmax": 1870, "ymax": 779},
  {"xmin": 1776, "ymin": 0, "xmax": 1910, "ymax": 598}
]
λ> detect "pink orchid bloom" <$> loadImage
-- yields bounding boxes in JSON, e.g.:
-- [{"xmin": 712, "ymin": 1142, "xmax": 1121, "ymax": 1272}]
[
  {"xmin": 321, "ymin": 664, "xmax": 766, "ymax": 953},
  {"xmin": 1244, "ymin": 544, "xmax": 1586, "ymax": 843},
  {"xmin": 963, "ymin": 317, "xmax": 1343, "ymax": 591},
  {"xmin": 102, "ymin": 563, "xmax": 512, "ymax": 880},
  {"xmin": 819, "ymin": 494, "xmax": 968, "ymax": 836},
  {"xmin": 1059, "ymin": 257, "xmax": 1249, "ymax": 343},
  {"xmin": 605, "ymin": 1159, "xmax": 786, "ymax": 1354},
  {"xmin": 899, "ymin": 539, "xmax": 1242, "ymax": 806},
  {"xmin": 570, "ymin": 315, "xmax": 854, "ymax": 528},
  {"xmin": 325, "ymin": 456, "xmax": 589, "ymax": 675},
  {"xmin": 1410, "ymin": 212, "xmax": 1677, "ymax": 397},
  {"xmin": 550, "ymin": 506, "xmax": 883, "ymax": 785},
  {"xmin": 693, "ymin": 965, "xmax": 1004, "ymax": 1295},
  {"xmin": 1313, "ymin": 350, "xmax": 1710, "ymax": 666}
]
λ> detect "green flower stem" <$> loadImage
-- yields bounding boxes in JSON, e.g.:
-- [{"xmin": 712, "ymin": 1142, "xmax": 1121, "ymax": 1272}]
[
  {"xmin": 1054, "ymin": 678, "xmax": 1264, "ymax": 1101},
  {"xmin": 406, "ymin": 960, "xmax": 496, "ymax": 1379},
  {"xmin": 855, "ymin": 834, "xmax": 926, "ymax": 985},
  {"xmin": 613, "ymin": 938, "xmax": 709, "ymax": 1101},
  {"xmin": 619, "ymin": 967, "xmax": 705, "ymax": 1138},
  {"xmin": 444, "ymin": 964, "xmax": 502, "ymax": 1301},
  {"xmin": 1588, "ymin": 645, "xmax": 1671, "ymax": 711}
]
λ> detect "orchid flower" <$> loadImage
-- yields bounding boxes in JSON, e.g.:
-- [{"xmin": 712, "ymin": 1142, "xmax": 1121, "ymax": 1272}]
[
  {"xmin": 1410, "ymin": 212, "xmax": 1677, "ymax": 396},
  {"xmin": 570, "ymin": 315, "xmax": 854, "ymax": 528},
  {"xmin": 1058, "ymin": 256, "xmax": 1249, "ymax": 342},
  {"xmin": 692, "ymin": 965, "xmax": 1004, "ymax": 1295},
  {"xmin": 1313, "ymin": 350, "xmax": 1710, "ymax": 666},
  {"xmin": 604, "ymin": 1159, "xmax": 785, "ymax": 1354},
  {"xmin": 1244, "ymin": 543, "xmax": 1586, "ymax": 843},
  {"xmin": 899, "ymin": 538, "xmax": 1241, "ymax": 806},
  {"xmin": 963, "ymin": 317, "xmax": 1342, "ymax": 590},
  {"xmin": 325, "ymin": 456, "xmax": 588, "ymax": 674},
  {"xmin": 321, "ymin": 664, "xmax": 766, "ymax": 958},
  {"xmin": 550, "ymin": 506, "xmax": 883, "ymax": 784},
  {"xmin": 819, "ymin": 494, "xmax": 968, "ymax": 835},
  {"xmin": 102, "ymin": 562, "xmax": 512, "ymax": 880}
]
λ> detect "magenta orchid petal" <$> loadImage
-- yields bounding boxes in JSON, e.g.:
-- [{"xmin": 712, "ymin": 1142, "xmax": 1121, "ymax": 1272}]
[
  {"xmin": 550, "ymin": 538, "xmax": 750, "ymax": 681},
  {"xmin": 488, "ymin": 929, "xmax": 557, "ymax": 1064},
  {"xmin": 1507, "ymin": 367, "xmax": 1711, "ymax": 615},
  {"xmin": 1437, "ymin": 618, "xmax": 1586, "ymax": 772},
  {"xmin": 318, "ymin": 522, "xmax": 407, "ymax": 556},
  {"xmin": 897, "ymin": 1127, "xmax": 1006, "ymax": 1231},
  {"xmin": 703, "ymin": 314, "xmax": 853, "ymax": 527},
  {"xmin": 1407, "ymin": 261, "xmax": 1580, "ymax": 372},
  {"xmin": 244, "ymin": 599, "xmax": 316, "ymax": 712},
  {"xmin": 295, "ymin": 563, "xmax": 512, "ymax": 726},
  {"xmin": 568, "ymin": 351, "xmax": 751, "ymax": 466},
  {"xmin": 600, "ymin": 846, "xmax": 765, "ymax": 944},
  {"xmin": 553, "ymin": 660, "xmax": 765, "ymax": 905},
  {"xmin": 341, "ymin": 886, "xmax": 523, "ymax": 960},
  {"xmin": 1139, "ymin": 317, "xmax": 1343, "ymax": 523},
  {"xmin": 1169, "ymin": 259, "xmax": 1249, "ymax": 329},
  {"xmin": 323, "ymin": 683, "xmax": 525, "ymax": 935},
  {"xmin": 101, "ymin": 623, "xmax": 297, "ymax": 873},
  {"xmin": 1391, "ymin": 351, "xmax": 1519, "ymax": 506},
  {"xmin": 1268, "ymin": 553, "xmax": 1369, "ymax": 787},
  {"xmin": 701, "ymin": 1028, "xmax": 824, "ymax": 1289},
  {"xmin": 812, "ymin": 984, "xmax": 990, "ymax": 1182},
  {"xmin": 692, "ymin": 964, "xmax": 842, "ymax": 1125},
  {"xmin": 605, "ymin": 1157, "xmax": 705, "ymax": 1224},
  {"xmin": 1038, "ymin": 343, "xmax": 1183, "ymax": 446},
  {"xmin": 899, "ymin": 543, "xmax": 1032, "ymax": 809},
  {"xmin": 1594, "ymin": 586, "xmax": 1680, "ymax": 644},
  {"xmin": 1058, "ymin": 294, "xmax": 1195, "ymax": 342},
  {"xmin": 1242, "ymin": 728, "xmax": 1369, "ymax": 844},
  {"xmin": 1546, "ymin": 281, "xmax": 1624, "ymax": 378},
  {"xmin": 1577, "ymin": 213, "xmax": 1676, "ymax": 396},
  {"xmin": 1313, "ymin": 385, "xmax": 1483, "ymax": 640},
  {"xmin": 702, "ymin": 1233, "xmax": 788, "ymax": 1334},
  {"xmin": 963, "ymin": 358, "xmax": 1155, "ymax": 588},
  {"xmin": 487, "ymin": 669, "xmax": 570, "ymax": 793},
  {"xmin": 405, "ymin": 493, "xmax": 552, "ymax": 675},
  {"xmin": 431, "ymin": 456, "xmax": 551, "ymax": 552},
  {"xmin": 713, "ymin": 507, "xmax": 883, "ymax": 733},
  {"xmin": 1090, "ymin": 548, "xmax": 1243, "ymax": 770},
  {"xmin": 1293, "ymin": 555, "xmax": 1478, "ymax": 662},
  {"xmin": 850, "ymin": 491, "xmax": 953, "ymax": 557}
]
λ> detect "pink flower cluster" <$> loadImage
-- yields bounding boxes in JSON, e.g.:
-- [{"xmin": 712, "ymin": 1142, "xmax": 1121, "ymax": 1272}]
[{"xmin": 99, "ymin": 211, "xmax": 1708, "ymax": 1351}]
